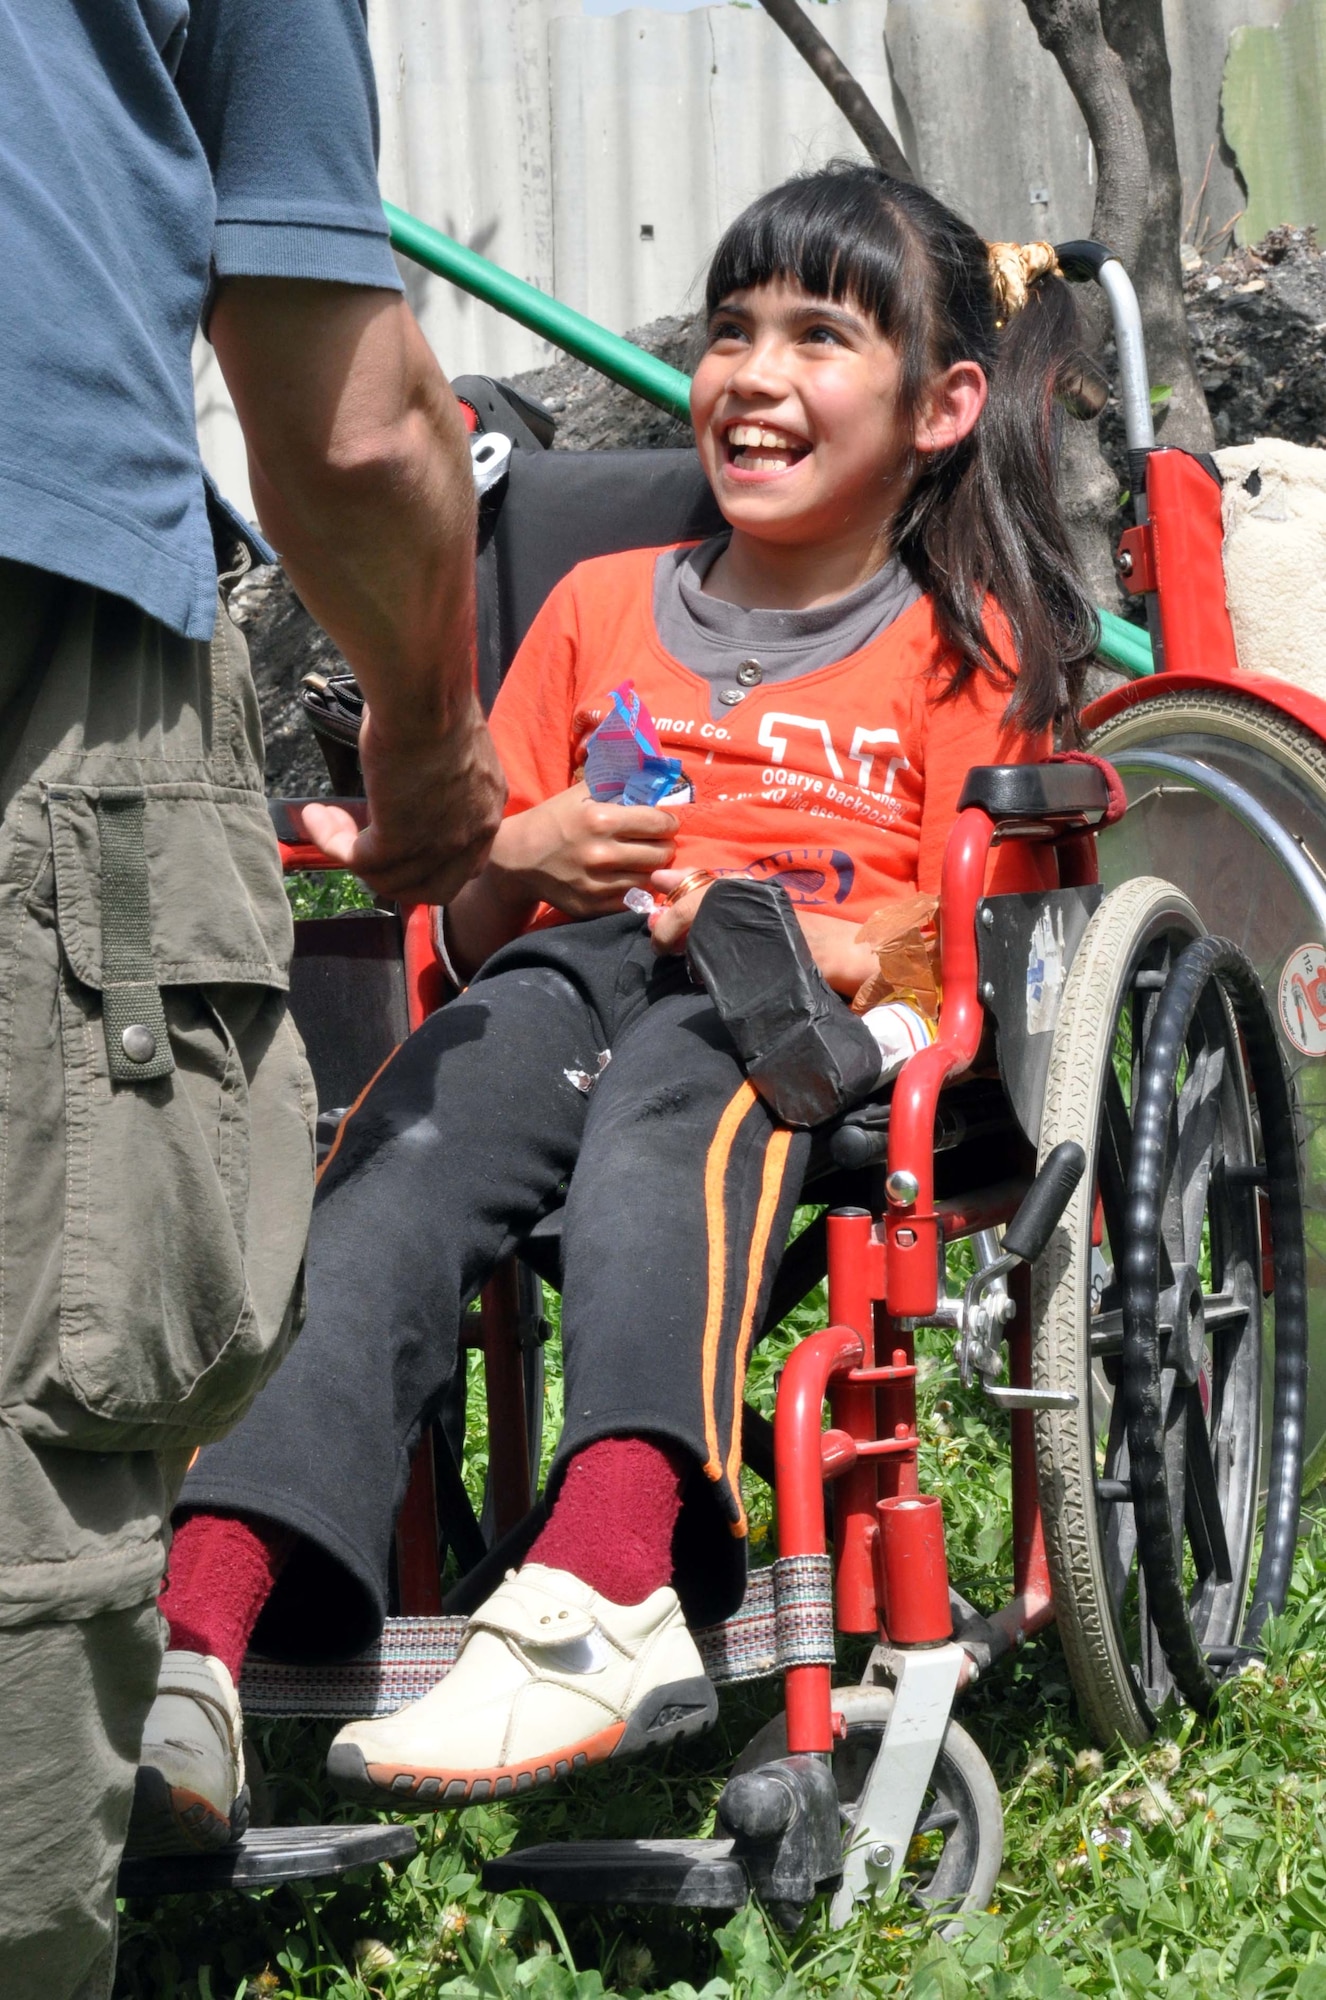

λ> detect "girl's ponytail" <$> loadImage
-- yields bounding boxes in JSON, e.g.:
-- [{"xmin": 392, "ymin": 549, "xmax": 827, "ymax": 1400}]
[
  {"xmin": 706, "ymin": 166, "xmax": 1101, "ymax": 736},
  {"xmin": 893, "ymin": 255, "xmax": 1100, "ymax": 736}
]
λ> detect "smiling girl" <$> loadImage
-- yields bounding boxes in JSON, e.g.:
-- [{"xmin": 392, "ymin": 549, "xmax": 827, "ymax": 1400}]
[{"xmin": 140, "ymin": 165, "xmax": 1097, "ymax": 1849}]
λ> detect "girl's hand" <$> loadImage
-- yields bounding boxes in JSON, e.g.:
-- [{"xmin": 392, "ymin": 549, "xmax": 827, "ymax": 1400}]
[
  {"xmin": 792, "ymin": 909, "xmax": 880, "ymax": 997},
  {"xmin": 650, "ymin": 869, "xmax": 877, "ymax": 998},
  {"xmin": 493, "ymin": 782, "xmax": 678, "ymax": 919},
  {"xmin": 647, "ymin": 868, "xmax": 713, "ymax": 953}
]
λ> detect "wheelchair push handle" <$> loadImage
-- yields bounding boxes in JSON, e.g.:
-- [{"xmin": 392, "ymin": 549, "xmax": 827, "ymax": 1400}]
[
  {"xmin": 1054, "ymin": 240, "xmax": 1155, "ymax": 461},
  {"xmin": 1002, "ymin": 1141, "xmax": 1087, "ymax": 1265}
]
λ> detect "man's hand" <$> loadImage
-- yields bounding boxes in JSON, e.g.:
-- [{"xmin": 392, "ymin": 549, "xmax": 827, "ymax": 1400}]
[
  {"xmin": 493, "ymin": 782, "xmax": 678, "ymax": 918},
  {"xmin": 299, "ymin": 695, "xmax": 506, "ymax": 904},
  {"xmin": 650, "ymin": 869, "xmax": 878, "ymax": 996}
]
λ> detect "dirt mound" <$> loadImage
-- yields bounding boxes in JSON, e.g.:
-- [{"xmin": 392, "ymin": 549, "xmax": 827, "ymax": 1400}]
[{"xmin": 1183, "ymin": 225, "xmax": 1326, "ymax": 450}]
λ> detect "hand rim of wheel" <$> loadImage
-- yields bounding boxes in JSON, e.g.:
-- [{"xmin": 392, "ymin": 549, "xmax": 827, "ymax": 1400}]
[{"xmin": 1121, "ymin": 933, "xmax": 1309, "ymax": 1712}]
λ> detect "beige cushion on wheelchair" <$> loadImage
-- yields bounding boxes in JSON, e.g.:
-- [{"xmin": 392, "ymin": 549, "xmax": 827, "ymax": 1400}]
[{"xmin": 1216, "ymin": 437, "xmax": 1326, "ymax": 695}]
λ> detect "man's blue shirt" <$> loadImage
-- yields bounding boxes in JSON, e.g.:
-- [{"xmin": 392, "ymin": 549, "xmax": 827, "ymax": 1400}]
[{"xmin": 0, "ymin": 0, "xmax": 402, "ymax": 640}]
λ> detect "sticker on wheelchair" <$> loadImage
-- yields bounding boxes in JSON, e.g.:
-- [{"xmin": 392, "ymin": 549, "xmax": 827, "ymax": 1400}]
[
  {"xmin": 1026, "ymin": 904, "xmax": 1067, "ymax": 1035},
  {"xmin": 1278, "ymin": 942, "xmax": 1326, "ymax": 1055}
]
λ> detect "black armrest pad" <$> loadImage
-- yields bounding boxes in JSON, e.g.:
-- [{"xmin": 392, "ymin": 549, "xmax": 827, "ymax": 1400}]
[{"xmin": 957, "ymin": 763, "xmax": 1110, "ymax": 825}]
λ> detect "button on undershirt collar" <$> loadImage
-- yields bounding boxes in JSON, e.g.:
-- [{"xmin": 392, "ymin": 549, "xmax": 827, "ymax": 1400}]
[{"xmin": 651, "ymin": 533, "xmax": 923, "ymax": 722}]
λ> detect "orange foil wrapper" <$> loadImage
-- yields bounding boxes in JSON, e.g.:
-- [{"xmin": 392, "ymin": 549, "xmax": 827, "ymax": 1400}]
[{"xmin": 850, "ymin": 893, "xmax": 941, "ymax": 1019}]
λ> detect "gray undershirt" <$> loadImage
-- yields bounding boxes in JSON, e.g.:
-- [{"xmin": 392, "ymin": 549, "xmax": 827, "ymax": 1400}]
[{"xmin": 652, "ymin": 534, "xmax": 922, "ymax": 721}]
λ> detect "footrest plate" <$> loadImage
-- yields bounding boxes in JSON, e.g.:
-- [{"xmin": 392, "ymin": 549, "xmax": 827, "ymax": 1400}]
[
  {"xmin": 484, "ymin": 1837, "xmax": 749, "ymax": 1908},
  {"xmin": 117, "ymin": 1823, "xmax": 417, "ymax": 1898}
]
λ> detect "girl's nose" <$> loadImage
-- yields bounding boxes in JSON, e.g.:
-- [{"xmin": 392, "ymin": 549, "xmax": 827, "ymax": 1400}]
[{"xmin": 724, "ymin": 334, "xmax": 789, "ymax": 400}]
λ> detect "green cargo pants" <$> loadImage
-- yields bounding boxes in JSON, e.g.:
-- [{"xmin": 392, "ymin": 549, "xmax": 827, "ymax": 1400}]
[{"xmin": 0, "ymin": 558, "xmax": 316, "ymax": 1999}]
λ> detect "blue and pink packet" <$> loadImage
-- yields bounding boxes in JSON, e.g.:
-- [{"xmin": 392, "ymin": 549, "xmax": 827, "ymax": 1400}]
[{"xmin": 583, "ymin": 682, "xmax": 693, "ymax": 808}]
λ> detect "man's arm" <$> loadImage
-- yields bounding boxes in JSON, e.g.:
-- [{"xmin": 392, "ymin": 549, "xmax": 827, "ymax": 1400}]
[{"xmin": 210, "ymin": 278, "xmax": 505, "ymax": 903}]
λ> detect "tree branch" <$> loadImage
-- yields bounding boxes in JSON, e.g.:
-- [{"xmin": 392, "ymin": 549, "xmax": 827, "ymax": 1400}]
[
  {"xmin": 756, "ymin": 0, "xmax": 914, "ymax": 182},
  {"xmin": 1020, "ymin": 0, "xmax": 1150, "ymax": 270}
]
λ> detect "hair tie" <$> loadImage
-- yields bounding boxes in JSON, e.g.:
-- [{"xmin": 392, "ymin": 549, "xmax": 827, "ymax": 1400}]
[{"xmin": 986, "ymin": 240, "xmax": 1061, "ymax": 326}]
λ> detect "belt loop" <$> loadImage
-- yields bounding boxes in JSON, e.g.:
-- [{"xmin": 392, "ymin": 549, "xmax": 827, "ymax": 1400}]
[{"xmin": 97, "ymin": 794, "xmax": 175, "ymax": 1083}]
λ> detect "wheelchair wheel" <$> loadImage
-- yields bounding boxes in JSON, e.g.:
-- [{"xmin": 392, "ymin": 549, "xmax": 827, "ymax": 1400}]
[
  {"xmin": 1088, "ymin": 687, "xmax": 1326, "ymax": 1487},
  {"xmin": 733, "ymin": 1687, "xmax": 1003, "ymax": 1921},
  {"xmin": 1032, "ymin": 875, "xmax": 1254, "ymax": 1745},
  {"xmin": 1121, "ymin": 934, "xmax": 1308, "ymax": 1714}
]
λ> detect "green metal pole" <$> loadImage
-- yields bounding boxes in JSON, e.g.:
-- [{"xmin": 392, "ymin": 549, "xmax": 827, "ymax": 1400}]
[
  {"xmin": 384, "ymin": 202, "xmax": 693, "ymax": 421},
  {"xmin": 384, "ymin": 201, "xmax": 1154, "ymax": 679},
  {"xmin": 1096, "ymin": 607, "xmax": 1154, "ymax": 677}
]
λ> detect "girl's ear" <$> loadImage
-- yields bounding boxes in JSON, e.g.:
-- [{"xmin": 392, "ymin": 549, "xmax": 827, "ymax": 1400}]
[{"xmin": 913, "ymin": 361, "xmax": 988, "ymax": 456}]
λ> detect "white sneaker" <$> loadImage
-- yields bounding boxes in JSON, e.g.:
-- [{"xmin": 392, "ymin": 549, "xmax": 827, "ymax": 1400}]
[
  {"xmin": 127, "ymin": 1650, "xmax": 248, "ymax": 1854},
  {"xmin": 326, "ymin": 1564, "xmax": 717, "ymax": 1807}
]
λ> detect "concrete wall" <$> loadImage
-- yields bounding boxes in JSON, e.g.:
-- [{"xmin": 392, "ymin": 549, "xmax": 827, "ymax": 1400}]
[
  {"xmin": 1222, "ymin": 0, "xmax": 1326, "ymax": 242},
  {"xmin": 196, "ymin": 0, "xmax": 1288, "ymax": 522},
  {"xmin": 547, "ymin": 1, "xmax": 899, "ymax": 331}
]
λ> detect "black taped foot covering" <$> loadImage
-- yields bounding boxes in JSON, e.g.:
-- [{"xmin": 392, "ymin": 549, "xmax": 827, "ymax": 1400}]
[{"xmin": 686, "ymin": 879, "xmax": 883, "ymax": 1127}]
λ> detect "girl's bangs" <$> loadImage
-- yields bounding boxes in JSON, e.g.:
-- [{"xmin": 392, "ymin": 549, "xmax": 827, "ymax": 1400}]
[{"xmin": 704, "ymin": 179, "xmax": 908, "ymax": 333}]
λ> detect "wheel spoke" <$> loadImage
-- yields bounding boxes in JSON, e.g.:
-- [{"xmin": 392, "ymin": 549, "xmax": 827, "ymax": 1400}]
[
  {"xmin": 1090, "ymin": 1308, "xmax": 1124, "ymax": 1359},
  {"xmin": 1168, "ymin": 1044, "xmax": 1226, "ymax": 1269},
  {"xmin": 1098, "ymin": 1071, "xmax": 1134, "ymax": 1251},
  {"xmin": 1202, "ymin": 1292, "xmax": 1252, "ymax": 1338},
  {"xmin": 1099, "ymin": 1390, "xmax": 1138, "ymax": 1612},
  {"xmin": 1182, "ymin": 1386, "xmax": 1232, "ymax": 1585},
  {"xmin": 1138, "ymin": 1568, "xmax": 1174, "ymax": 1709},
  {"xmin": 1162, "ymin": 1369, "xmax": 1188, "ymax": 1552}
]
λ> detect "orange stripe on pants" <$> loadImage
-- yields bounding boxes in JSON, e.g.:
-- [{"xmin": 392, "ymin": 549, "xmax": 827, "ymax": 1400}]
[
  {"xmin": 700, "ymin": 1081, "xmax": 760, "ymax": 1482},
  {"xmin": 724, "ymin": 1125, "xmax": 795, "ymax": 1530}
]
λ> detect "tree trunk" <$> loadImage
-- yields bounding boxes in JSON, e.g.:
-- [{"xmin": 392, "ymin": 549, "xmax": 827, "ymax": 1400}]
[
  {"xmin": 756, "ymin": 0, "xmax": 915, "ymax": 182},
  {"xmin": 1021, "ymin": 0, "xmax": 1212, "ymax": 594},
  {"xmin": 1100, "ymin": 0, "xmax": 1214, "ymax": 451}
]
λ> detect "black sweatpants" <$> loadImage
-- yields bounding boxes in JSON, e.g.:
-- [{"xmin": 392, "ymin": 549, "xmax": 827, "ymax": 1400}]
[{"xmin": 182, "ymin": 914, "xmax": 810, "ymax": 1654}]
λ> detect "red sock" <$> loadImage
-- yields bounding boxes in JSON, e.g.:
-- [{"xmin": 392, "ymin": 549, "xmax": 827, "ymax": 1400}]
[
  {"xmin": 159, "ymin": 1513, "xmax": 295, "ymax": 1683},
  {"xmin": 527, "ymin": 1436, "xmax": 686, "ymax": 1605}
]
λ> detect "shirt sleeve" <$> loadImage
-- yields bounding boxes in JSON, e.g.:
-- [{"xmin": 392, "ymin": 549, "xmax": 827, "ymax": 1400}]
[
  {"xmin": 487, "ymin": 575, "xmax": 585, "ymax": 816},
  {"xmin": 916, "ymin": 667, "xmax": 1054, "ymax": 900},
  {"xmin": 175, "ymin": 0, "xmax": 402, "ymax": 291}
]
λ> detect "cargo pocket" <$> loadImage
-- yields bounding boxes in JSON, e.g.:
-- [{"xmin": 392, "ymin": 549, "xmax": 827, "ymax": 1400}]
[{"xmin": 0, "ymin": 784, "xmax": 315, "ymax": 1452}]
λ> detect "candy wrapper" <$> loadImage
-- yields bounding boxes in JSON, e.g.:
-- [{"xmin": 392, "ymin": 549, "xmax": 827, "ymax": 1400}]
[
  {"xmin": 584, "ymin": 682, "xmax": 692, "ymax": 808},
  {"xmin": 850, "ymin": 892, "xmax": 940, "ymax": 1022}
]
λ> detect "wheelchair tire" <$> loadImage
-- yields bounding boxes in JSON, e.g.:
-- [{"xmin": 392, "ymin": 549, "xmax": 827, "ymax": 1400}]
[
  {"xmin": 1031, "ymin": 876, "xmax": 1209, "ymax": 1745},
  {"xmin": 732, "ymin": 1686, "xmax": 1003, "ymax": 1924},
  {"xmin": 1087, "ymin": 687, "xmax": 1326, "ymax": 1489},
  {"xmin": 1121, "ymin": 935, "xmax": 1308, "ymax": 1713}
]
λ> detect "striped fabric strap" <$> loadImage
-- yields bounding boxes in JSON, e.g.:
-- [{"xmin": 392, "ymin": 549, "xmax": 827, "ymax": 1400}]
[{"xmin": 240, "ymin": 1554, "xmax": 837, "ymax": 1721}]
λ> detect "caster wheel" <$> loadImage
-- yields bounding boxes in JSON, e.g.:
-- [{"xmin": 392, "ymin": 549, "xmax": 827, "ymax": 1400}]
[{"xmin": 733, "ymin": 1686, "xmax": 1003, "ymax": 1924}]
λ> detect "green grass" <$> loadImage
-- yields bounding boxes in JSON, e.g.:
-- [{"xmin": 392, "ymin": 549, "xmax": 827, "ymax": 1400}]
[
  {"xmin": 114, "ymin": 1227, "xmax": 1326, "ymax": 1998},
  {"xmin": 285, "ymin": 872, "xmax": 377, "ymax": 921}
]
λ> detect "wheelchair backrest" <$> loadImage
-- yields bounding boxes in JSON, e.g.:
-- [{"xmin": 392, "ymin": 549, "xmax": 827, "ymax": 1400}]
[{"xmin": 468, "ymin": 379, "xmax": 724, "ymax": 711}]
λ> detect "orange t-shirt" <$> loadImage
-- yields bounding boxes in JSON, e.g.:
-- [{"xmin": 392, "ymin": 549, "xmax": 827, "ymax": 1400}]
[{"xmin": 489, "ymin": 545, "xmax": 1052, "ymax": 928}]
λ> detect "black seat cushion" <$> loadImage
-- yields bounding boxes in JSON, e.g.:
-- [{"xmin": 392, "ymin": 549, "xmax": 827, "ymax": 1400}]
[{"xmin": 957, "ymin": 761, "xmax": 1111, "ymax": 825}]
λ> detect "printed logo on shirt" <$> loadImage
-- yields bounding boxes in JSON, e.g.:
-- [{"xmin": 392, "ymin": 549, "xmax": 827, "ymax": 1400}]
[{"xmin": 717, "ymin": 848, "xmax": 856, "ymax": 907}]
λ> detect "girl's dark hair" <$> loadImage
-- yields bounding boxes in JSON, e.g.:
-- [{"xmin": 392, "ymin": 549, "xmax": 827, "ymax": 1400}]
[{"xmin": 704, "ymin": 162, "xmax": 1098, "ymax": 734}]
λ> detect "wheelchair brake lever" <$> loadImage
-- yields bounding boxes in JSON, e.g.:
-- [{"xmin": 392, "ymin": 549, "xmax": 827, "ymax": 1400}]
[{"xmin": 953, "ymin": 1144, "xmax": 1088, "ymax": 1410}]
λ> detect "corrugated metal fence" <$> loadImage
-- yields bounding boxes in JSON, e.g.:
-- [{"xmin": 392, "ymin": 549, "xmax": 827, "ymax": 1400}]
[{"xmin": 197, "ymin": 0, "xmax": 1289, "ymax": 517}]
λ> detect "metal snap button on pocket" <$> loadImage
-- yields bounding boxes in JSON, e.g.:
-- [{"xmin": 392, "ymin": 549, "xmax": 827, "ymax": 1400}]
[{"xmin": 121, "ymin": 1024, "xmax": 157, "ymax": 1065}]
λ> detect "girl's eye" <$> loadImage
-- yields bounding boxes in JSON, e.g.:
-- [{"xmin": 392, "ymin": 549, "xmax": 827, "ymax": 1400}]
[
  {"xmin": 803, "ymin": 324, "xmax": 847, "ymax": 347},
  {"xmin": 708, "ymin": 320, "xmax": 747, "ymax": 346}
]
